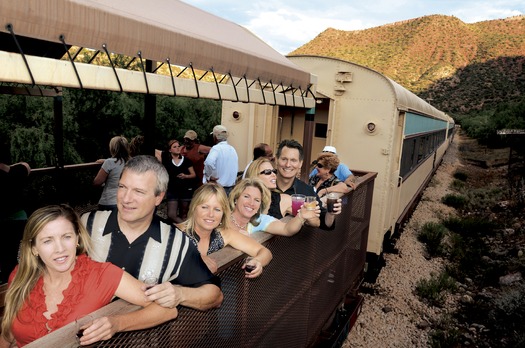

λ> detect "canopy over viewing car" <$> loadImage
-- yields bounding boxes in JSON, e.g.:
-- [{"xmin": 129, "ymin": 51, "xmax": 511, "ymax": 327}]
[{"xmin": 0, "ymin": 0, "xmax": 315, "ymax": 107}]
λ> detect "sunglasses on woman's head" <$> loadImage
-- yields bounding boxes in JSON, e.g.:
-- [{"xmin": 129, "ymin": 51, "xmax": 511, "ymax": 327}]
[{"xmin": 259, "ymin": 169, "xmax": 278, "ymax": 175}]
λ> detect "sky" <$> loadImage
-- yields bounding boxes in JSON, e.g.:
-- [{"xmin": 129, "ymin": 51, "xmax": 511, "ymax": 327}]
[{"xmin": 182, "ymin": 0, "xmax": 524, "ymax": 55}]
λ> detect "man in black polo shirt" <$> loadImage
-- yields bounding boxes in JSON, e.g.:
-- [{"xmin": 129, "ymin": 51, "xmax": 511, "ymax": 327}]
[
  {"xmin": 274, "ymin": 139, "xmax": 340, "ymax": 228},
  {"xmin": 82, "ymin": 155, "xmax": 223, "ymax": 313}
]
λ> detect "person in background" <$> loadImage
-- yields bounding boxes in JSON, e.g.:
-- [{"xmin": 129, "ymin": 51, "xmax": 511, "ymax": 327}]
[
  {"xmin": 181, "ymin": 130, "xmax": 210, "ymax": 186},
  {"xmin": 82, "ymin": 155, "xmax": 223, "ymax": 313},
  {"xmin": 93, "ymin": 136, "xmax": 130, "ymax": 210},
  {"xmin": 241, "ymin": 143, "xmax": 274, "ymax": 179},
  {"xmin": 203, "ymin": 125, "xmax": 238, "ymax": 196},
  {"xmin": 309, "ymin": 152, "xmax": 350, "ymax": 198},
  {"xmin": 309, "ymin": 146, "xmax": 357, "ymax": 189},
  {"xmin": 129, "ymin": 135, "xmax": 146, "ymax": 157},
  {"xmin": 274, "ymin": 139, "xmax": 342, "ymax": 228},
  {"xmin": 0, "ymin": 160, "xmax": 31, "ymax": 284},
  {"xmin": 178, "ymin": 183, "xmax": 272, "ymax": 278},
  {"xmin": 229, "ymin": 178, "xmax": 320, "ymax": 237},
  {"xmin": 0, "ymin": 204, "xmax": 177, "ymax": 347},
  {"xmin": 156, "ymin": 139, "xmax": 196, "ymax": 223}
]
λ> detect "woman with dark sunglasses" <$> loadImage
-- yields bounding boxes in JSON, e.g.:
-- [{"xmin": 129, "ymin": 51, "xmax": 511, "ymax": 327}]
[{"xmin": 309, "ymin": 153, "xmax": 350, "ymax": 198}]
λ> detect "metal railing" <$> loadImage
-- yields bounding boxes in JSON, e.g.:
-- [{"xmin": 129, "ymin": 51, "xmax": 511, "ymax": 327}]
[{"xmin": 18, "ymin": 167, "xmax": 376, "ymax": 348}]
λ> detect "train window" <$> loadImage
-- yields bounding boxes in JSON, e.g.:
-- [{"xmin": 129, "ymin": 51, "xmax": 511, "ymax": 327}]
[
  {"xmin": 314, "ymin": 123, "xmax": 328, "ymax": 138},
  {"xmin": 400, "ymin": 129, "xmax": 448, "ymax": 179}
]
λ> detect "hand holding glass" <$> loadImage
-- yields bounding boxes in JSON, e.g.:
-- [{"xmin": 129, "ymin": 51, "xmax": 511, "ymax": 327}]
[
  {"xmin": 75, "ymin": 314, "xmax": 94, "ymax": 341},
  {"xmin": 144, "ymin": 276, "xmax": 159, "ymax": 289},
  {"xmin": 305, "ymin": 196, "xmax": 317, "ymax": 210},
  {"xmin": 243, "ymin": 257, "xmax": 257, "ymax": 273},
  {"xmin": 326, "ymin": 193, "xmax": 338, "ymax": 213}
]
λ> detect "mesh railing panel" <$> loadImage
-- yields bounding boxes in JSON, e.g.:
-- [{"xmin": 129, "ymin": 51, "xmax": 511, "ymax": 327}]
[{"xmin": 91, "ymin": 179, "xmax": 373, "ymax": 348}]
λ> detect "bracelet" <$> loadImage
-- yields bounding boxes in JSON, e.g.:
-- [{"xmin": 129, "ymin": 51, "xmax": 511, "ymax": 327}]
[{"xmin": 297, "ymin": 211, "xmax": 306, "ymax": 225}]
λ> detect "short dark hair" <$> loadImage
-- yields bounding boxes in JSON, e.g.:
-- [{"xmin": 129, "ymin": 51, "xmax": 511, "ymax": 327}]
[
  {"xmin": 276, "ymin": 139, "xmax": 303, "ymax": 160},
  {"xmin": 253, "ymin": 143, "xmax": 269, "ymax": 160}
]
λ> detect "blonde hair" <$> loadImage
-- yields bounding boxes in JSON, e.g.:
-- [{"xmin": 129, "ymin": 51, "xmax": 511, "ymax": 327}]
[
  {"xmin": 177, "ymin": 183, "xmax": 231, "ymax": 238},
  {"xmin": 109, "ymin": 135, "xmax": 130, "ymax": 163},
  {"xmin": 229, "ymin": 178, "xmax": 271, "ymax": 226},
  {"xmin": 1, "ymin": 205, "xmax": 92, "ymax": 343},
  {"xmin": 244, "ymin": 157, "xmax": 274, "ymax": 182}
]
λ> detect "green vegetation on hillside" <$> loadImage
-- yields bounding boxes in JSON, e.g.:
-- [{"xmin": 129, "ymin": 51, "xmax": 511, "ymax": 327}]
[{"xmin": 290, "ymin": 15, "xmax": 525, "ymax": 117}]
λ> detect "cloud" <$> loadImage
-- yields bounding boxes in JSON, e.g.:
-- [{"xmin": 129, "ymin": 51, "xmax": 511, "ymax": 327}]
[
  {"xmin": 182, "ymin": 0, "xmax": 524, "ymax": 54},
  {"xmin": 245, "ymin": 7, "xmax": 364, "ymax": 53}
]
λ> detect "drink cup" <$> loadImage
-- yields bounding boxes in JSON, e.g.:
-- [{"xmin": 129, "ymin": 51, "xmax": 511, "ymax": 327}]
[
  {"xmin": 291, "ymin": 194, "xmax": 306, "ymax": 216},
  {"xmin": 305, "ymin": 196, "xmax": 317, "ymax": 210},
  {"xmin": 326, "ymin": 193, "xmax": 338, "ymax": 213}
]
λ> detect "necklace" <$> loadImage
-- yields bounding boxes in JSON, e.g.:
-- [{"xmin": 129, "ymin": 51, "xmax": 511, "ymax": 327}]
[{"xmin": 230, "ymin": 214, "xmax": 247, "ymax": 230}]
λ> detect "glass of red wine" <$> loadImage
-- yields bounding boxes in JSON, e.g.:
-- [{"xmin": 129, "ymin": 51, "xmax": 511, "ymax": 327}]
[
  {"xmin": 243, "ymin": 257, "xmax": 257, "ymax": 273},
  {"xmin": 75, "ymin": 314, "xmax": 94, "ymax": 342}
]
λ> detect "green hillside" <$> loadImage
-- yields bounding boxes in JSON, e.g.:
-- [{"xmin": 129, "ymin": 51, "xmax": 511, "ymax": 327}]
[{"xmin": 290, "ymin": 15, "xmax": 525, "ymax": 115}]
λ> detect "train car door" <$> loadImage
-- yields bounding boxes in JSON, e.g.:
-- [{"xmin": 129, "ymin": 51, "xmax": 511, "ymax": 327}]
[{"xmin": 384, "ymin": 111, "xmax": 405, "ymax": 234}]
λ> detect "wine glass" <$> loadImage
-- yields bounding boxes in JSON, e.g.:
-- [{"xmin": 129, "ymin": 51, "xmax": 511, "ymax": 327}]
[
  {"xmin": 75, "ymin": 314, "xmax": 94, "ymax": 342},
  {"xmin": 144, "ymin": 276, "xmax": 159, "ymax": 289},
  {"xmin": 142, "ymin": 269, "xmax": 158, "ymax": 289},
  {"xmin": 243, "ymin": 257, "xmax": 256, "ymax": 273}
]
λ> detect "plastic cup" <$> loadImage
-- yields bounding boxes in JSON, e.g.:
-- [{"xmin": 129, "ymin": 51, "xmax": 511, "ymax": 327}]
[
  {"xmin": 305, "ymin": 196, "xmax": 317, "ymax": 210},
  {"xmin": 291, "ymin": 194, "xmax": 306, "ymax": 216},
  {"xmin": 326, "ymin": 193, "xmax": 338, "ymax": 213}
]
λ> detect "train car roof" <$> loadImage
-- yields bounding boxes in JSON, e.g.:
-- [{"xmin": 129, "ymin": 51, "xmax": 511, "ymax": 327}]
[
  {"xmin": 0, "ymin": 0, "xmax": 314, "ymax": 106},
  {"xmin": 288, "ymin": 55, "xmax": 452, "ymax": 121}
]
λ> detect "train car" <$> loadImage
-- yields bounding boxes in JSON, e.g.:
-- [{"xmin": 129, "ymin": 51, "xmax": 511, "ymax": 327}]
[{"xmin": 222, "ymin": 55, "xmax": 455, "ymax": 271}]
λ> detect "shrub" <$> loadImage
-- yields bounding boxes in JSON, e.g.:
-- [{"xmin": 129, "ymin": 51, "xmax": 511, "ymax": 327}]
[
  {"xmin": 464, "ymin": 187, "xmax": 504, "ymax": 212},
  {"xmin": 429, "ymin": 328, "xmax": 461, "ymax": 348},
  {"xmin": 442, "ymin": 194, "xmax": 467, "ymax": 209},
  {"xmin": 443, "ymin": 216, "xmax": 497, "ymax": 285},
  {"xmin": 418, "ymin": 222, "xmax": 447, "ymax": 256},
  {"xmin": 415, "ymin": 271, "xmax": 457, "ymax": 307},
  {"xmin": 450, "ymin": 179, "xmax": 466, "ymax": 191},
  {"xmin": 453, "ymin": 171, "xmax": 468, "ymax": 181}
]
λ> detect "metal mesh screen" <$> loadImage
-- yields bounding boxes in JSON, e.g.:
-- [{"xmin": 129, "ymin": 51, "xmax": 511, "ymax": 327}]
[{"xmin": 90, "ymin": 179, "xmax": 373, "ymax": 348}]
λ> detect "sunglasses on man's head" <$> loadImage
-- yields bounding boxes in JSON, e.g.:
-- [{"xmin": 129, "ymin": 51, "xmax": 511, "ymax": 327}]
[{"xmin": 259, "ymin": 169, "xmax": 278, "ymax": 175}]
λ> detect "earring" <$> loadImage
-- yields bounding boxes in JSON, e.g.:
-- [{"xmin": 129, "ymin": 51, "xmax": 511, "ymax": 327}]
[
  {"xmin": 33, "ymin": 252, "xmax": 38, "ymax": 257},
  {"xmin": 77, "ymin": 243, "xmax": 80, "ymax": 247}
]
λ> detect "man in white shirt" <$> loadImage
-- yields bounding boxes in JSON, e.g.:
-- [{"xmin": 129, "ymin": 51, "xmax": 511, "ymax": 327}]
[{"xmin": 203, "ymin": 125, "xmax": 238, "ymax": 195}]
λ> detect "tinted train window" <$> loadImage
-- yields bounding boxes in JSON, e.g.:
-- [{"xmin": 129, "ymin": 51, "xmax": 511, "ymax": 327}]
[{"xmin": 400, "ymin": 129, "xmax": 446, "ymax": 179}]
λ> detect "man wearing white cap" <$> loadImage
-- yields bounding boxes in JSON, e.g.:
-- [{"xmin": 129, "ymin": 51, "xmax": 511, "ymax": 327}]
[
  {"xmin": 309, "ymin": 145, "xmax": 357, "ymax": 189},
  {"xmin": 203, "ymin": 125, "xmax": 238, "ymax": 195}
]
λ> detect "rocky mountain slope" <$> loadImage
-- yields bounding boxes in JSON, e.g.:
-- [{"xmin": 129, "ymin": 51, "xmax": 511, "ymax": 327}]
[{"xmin": 290, "ymin": 15, "xmax": 525, "ymax": 114}]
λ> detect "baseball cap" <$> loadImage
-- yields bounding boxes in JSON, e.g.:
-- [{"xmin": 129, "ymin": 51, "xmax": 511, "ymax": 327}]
[
  {"xmin": 322, "ymin": 146, "xmax": 337, "ymax": 154},
  {"xmin": 184, "ymin": 130, "xmax": 197, "ymax": 140},
  {"xmin": 211, "ymin": 125, "xmax": 228, "ymax": 136}
]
